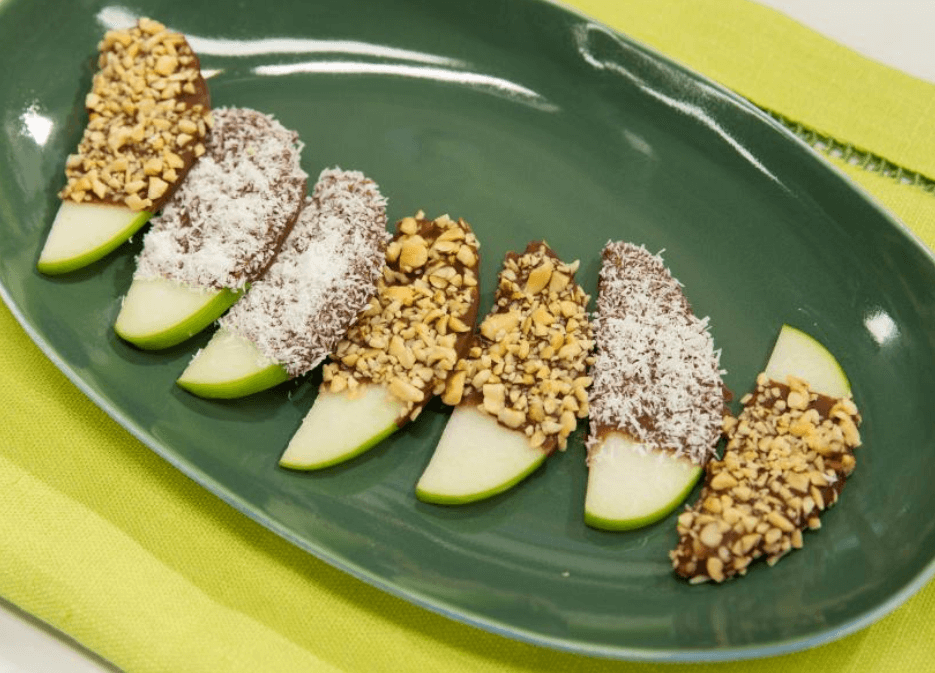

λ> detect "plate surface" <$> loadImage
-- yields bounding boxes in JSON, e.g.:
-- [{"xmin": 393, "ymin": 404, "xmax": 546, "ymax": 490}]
[{"xmin": 3, "ymin": 0, "xmax": 935, "ymax": 661}]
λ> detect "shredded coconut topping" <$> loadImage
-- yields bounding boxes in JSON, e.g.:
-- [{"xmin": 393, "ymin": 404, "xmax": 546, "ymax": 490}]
[
  {"xmin": 134, "ymin": 107, "xmax": 307, "ymax": 289},
  {"xmin": 221, "ymin": 167, "xmax": 389, "ymax": 376},
  {"xmin": 587, "ymin": 241, "xmax": 726, "ymax": 465}
]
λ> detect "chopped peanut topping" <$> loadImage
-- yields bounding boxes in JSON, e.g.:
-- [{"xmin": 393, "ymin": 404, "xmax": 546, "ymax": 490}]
[
  {"xmin": 671, "ymin": 374, "xmax": 861, "ymax": 583},
  {"xmin": 446, "ymin": 242, "xmax": 595, "ymax": 452},
  {"xmin": 58, "ymin": 18, "xmax": 210, "ymax": 211},
  {"xmin": 322, "ymin": 213, "xmax": 481, "ymax": 423}
]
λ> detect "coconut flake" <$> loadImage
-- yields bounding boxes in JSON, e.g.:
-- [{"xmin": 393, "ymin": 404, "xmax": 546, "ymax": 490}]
[
  {"xmin": 220, "ymin": 167, "xmax": 390, "ymax": 376},
  {"xmin": 587, "ymin": 241, "xmax": 725, "ymax": 466},
  {"xmin": 134, "ymin": 107, "xmax": 307, "ymax": 289}
]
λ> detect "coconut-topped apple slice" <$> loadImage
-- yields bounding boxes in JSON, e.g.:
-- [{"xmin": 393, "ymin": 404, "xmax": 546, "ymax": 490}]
[
  {"xmin": 583, "ymin": 242, "xmax": 728, "ymax": 531},
  {"xmin": 113, "ymin": 107, "xmax": 307, "ymax": 349},
  {"xmin": 38, "ymin": 17, "xmax": 211, "ymax": 275},
  {"xmin": 278, "ymin": 212, "xmax": 482, "ymax": 471},
  {"xmin": 415, "ymin": 242, "xmax": 595, "ymax": 505},
  {"xmin": 670, "ymin": 325, "xmax": 861, "ymax": 584},
  {"xmin": 176, "ymin": 168, "xmax": 389, "ymax": 398}
]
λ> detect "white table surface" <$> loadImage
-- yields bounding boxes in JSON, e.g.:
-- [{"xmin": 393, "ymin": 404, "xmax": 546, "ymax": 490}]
[{"xmin": 2, "ymin": 1, "xmax": 932, "ymax": 671}]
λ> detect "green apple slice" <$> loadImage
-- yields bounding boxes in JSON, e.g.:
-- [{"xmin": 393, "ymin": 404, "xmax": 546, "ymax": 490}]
[
  {"xmin": 114, "ymin": 277, "xmax": 244, "ymax": 350},
  {"xmin": 416, "ymin": 406, "xmax": 547, "ymax": 505},
  {"xmin": 585, "ymin": 324, "xmax": 851, "ymax": 532},
  {"xmin": 585, "ymin": 433, "xmax": 702, "ymax": 531},
  {"xmin": 764, "ymin": 324, "xmax": 850, "ymax": 397},
  {"xmin": 279, "ymin": 384, "xmax": 405, "ymax": 470},
  {"xmin": 37, "ymin": 201, "xmax": 151, "ymax": 275},
  {"xmin": 277, "ymin": 212, "xmax": 481, "ymax": 469},
  {"xmin": 176, "ymin": 328, "xmax": 289, "ymax": 399}
]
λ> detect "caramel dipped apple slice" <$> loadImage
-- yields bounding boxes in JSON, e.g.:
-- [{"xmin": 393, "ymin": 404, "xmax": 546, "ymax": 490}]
[
  {"xmin": 671, "ymin": 325, "xmax": 860, "ymax": 583},
  {"xmin": 278, "ymin": 212, "xmax": 481, "ymax": 470},
  {"xmin": 584, "ymin": 241, "xmax": 728, "ymax": 531},
  {"xmin": 114, "ymin": 108, "xmax": 307, "ymax": 349},
  {"xmin": 416, "ymin": 242, "xmax": 595, "ymax": 504},
  {"xmin": 176, "ymin": 168, "xmax": 388, "ymax": 398},
  {"xmin": 39, "ymin": 17, "xmax": 210, "ymax": 274}
]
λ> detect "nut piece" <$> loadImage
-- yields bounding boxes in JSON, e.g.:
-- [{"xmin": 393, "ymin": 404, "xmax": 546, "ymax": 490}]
[
  {"xmin": 524, "ymin": 259, "xmax": 553, "ymax": 295},
  {"xmin": 710, "ymin": 472, "xmax": 738, "ymax": 491},
  {"xmin": 399, "ymin": 216, "xmax": 418, "ymax": 235},
  {"xmin": 480, "ymin": 311, "xmax": 520, "ymax": 341},
  {"xmin": 389, "ymin": 377, "xmax": 424, "ymax": 404},
  {"xmin": 442, "ymin": 370, "xmax": 466, "ymax": 406},
  {"xmin": 399, "ymin": 236, "xmax": 429, "ymax": 270},
  {"xmin": 699, "ymin": 523, "xmax": 722, "ymax": 548},
  {"xmin": 456, "ymin": 244, "xmax": 476, "ymax": 267},
  {"xmin": 706, "ymin": 556, "xmax": 725, "ymax": 583},
  {"xmin": 482, "ymin": 383, "xmax": 506, "ymax": 415},
  {"xmin": 497, "ymin": 408, "xmax": 525, "ymax": 429},
  {"xmin": 143, "ymin": 157, "xmax": 163, "ymax": 175},
  {"xmin": 154, "ymin": 54, "xmax": 178, "ymax": 76},
  {"xmin": 147, "ymin": 176, "xmax": 169, "ymax": 200}
]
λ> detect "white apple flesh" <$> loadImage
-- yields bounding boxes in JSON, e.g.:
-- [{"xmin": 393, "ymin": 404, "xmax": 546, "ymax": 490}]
[
  {"xmin": 764, "ymin": 324, "xmax": 850, "ymax": 397},
  {"xmin": 415, "ymin": 406, "xmax": 547, "ymax": 505},
  {"xmin": 584, "ymin": 434, "xmax": 701, "ymax": 530},
  {"xmin": 584, "ymin": 323, "xmax": 850, "ymax": 531},
  {"xmin": 279, "ymin": 384, "xmax": 404, "ymax": 470},
  {"xmin": 114, "ymin": 277, "xmax": 243, "ymax": 350},
  {"xmin": 176, "ymin": 327, "xmax": 289, "ymax": 399},
  {"xmin": 38, "ymin": 201, "xmax": 150, "ymax": 275}
]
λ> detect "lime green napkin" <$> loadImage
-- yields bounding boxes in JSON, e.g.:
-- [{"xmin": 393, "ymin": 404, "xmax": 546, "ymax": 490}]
[{"xmin": 3, "ymin": 0, "xmax": 935, "ymax": 670}]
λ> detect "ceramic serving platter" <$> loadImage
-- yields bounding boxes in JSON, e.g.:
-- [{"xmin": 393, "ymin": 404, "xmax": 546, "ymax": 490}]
[{"xmin": 2, "ymin": 0, "xmax": 935, "ymax": 661}]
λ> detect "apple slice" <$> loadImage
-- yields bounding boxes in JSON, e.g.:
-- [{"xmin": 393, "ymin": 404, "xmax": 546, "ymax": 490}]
[
  {"xmin": 670, "ymin": 326, "xmax": 860, "ymax": 583},
  {"xmin": 114, "ymin": 277, "xmax": 244, "ymax": 350},
  {"xmin": 278, "ymin": 212, "xmax": 481, "ymax": 471},
  {"xmin": 279, "ymin": 385, "xmax": 404, "ymax": 470},
  {"xmin": 764, "ymin": 324, "xmax": 850, "ymax": 397},
  {"xmin": 179, "ymin": 168, "xmax": 389, "ymax": 399},
  {"xmin": 414, "ymin": 242, "xmax": 594, "ymax": 504},
  {"xmin": 583, "ymin": 242, "xmax": 726, "ymax": 531},
  {"xmin": 40, "ymin": 18, "xmax": 210, "ymax": 275},
  {"xmin": 114, "ymin": 108, "xmax": 308, "ymax": 350},
  {"xmin": 37, "ymin": 202, "xmax": 151, "ymax": 275},
  {"xmin": 416, "ymin": 406, "xmax": 547, "ymax": 504},
  {"xmin": 176, "ymin": 327, "xmax": 289, "ymax": 399}
]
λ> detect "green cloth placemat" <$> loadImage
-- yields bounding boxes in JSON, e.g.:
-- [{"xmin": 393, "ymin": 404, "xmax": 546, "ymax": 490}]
[
  {"xmin": 3, "ymin": 0, "xmax": 935, "ymax": 670},
  {"xmin": 571, "ymin": 0, "xmax": 935, "ymax": 181}
]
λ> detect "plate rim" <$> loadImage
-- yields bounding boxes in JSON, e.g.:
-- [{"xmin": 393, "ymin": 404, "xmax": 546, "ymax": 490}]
[{"xmin": 2, "ymin": 0, "xmax": 935, "ymax": 662}]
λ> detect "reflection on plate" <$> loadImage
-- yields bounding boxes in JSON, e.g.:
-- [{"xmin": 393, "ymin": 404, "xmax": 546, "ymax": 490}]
[{"xmin": 2, "ymin": 0, "xmax": 935, "ymax": 662}]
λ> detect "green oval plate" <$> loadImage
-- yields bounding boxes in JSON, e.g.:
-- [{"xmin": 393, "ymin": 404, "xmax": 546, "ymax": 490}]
[{"xmin": 2, "ymin": 0, "xmax": 935, "ymax": 662}]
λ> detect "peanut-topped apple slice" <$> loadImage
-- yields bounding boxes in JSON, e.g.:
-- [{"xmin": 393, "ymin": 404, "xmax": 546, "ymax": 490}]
[
  {"xmin": 670, "ymin": 325, "xmax": 861, "ymax": 583},
  {"xmin": 38, "ymin": 17, "xmax": 211, "ymax": 274},
  {"xmin": 584, "ymin": 241, "xmax": 728, "ymax": 531},
  {"xmin": 175, "ymin": 168, "xmax": 389, "ymax": 398},
  {"xmin": 278, "ymin": 212, "xmax": 481, "ymax": 471},
  {"xmin": 114, "ymin": 108, "xmax": 307, "ymax": 349},
  {"xmin": 416, "ymin": 242, "xmax": 595, "ymax": 505}
]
